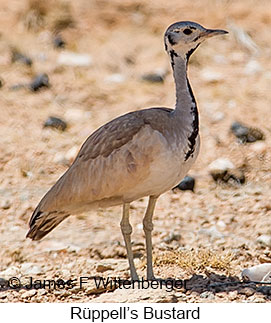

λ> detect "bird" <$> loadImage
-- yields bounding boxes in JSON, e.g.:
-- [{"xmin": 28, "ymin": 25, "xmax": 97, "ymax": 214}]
[{"xmin": 27, "ymin": 21, "xmax": 228, "ymax": 281}]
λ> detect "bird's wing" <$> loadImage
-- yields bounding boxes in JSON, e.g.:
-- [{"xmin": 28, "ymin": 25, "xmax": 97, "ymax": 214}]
[{"xmin": 30, "ymin": 108, "xmax": 172, "ymax": 214}]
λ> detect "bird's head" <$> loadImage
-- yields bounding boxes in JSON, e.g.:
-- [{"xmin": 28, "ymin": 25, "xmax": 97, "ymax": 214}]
[{"xmin": 164, "ymin": 21, "xmax": 228, "ymax": 61}]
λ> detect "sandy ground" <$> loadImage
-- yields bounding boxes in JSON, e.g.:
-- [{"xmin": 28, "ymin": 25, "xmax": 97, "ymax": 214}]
[{"xmin": 0, "ymin": 0, "xmax": 271, "ymax": 303}]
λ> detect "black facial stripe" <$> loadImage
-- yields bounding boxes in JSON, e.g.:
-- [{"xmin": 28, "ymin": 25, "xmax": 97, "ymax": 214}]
[
  {"xmin": 168, "ymin": 34, "xmax": 178, "ymax": 46},
  {"xmin": 169, "ymin": 49, "xmax": 178, "ymax": 67}
]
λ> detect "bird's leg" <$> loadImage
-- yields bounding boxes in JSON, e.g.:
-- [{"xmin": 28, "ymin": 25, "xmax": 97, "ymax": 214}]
[
  {"xmin": 143, "ymin": 195, "xmax": 158, "ymax": 280},
  {"xmin": 120, "ymin": 203, "xmax": 139, "ymax": 281}
]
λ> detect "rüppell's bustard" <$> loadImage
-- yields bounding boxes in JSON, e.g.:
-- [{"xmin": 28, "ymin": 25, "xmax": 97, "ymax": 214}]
[{"xmin": 27, "ymin": 21, "xmax": 228, "ymax": 280}]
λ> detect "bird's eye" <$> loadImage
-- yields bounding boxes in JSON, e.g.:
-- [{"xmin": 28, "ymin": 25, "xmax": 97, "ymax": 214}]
[{"xmin": 183, "ymin": 28, "xmax": 192, "ymax": 35}]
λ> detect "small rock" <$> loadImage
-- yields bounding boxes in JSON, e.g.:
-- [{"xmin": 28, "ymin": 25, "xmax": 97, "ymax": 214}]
[
  {"xmin": 20, "ymin": 263, "xmax": 42, "ymax": 275},
  {"xmin": 1, "ymin": 199, "xmax": 11, "ymax": 209},
  {"xmin": 65, "ymin": 146, "xmax": 78, "ymax": 162},
  {"xmin": 11, "ymin": 50, "xmax": 32, "ymax": 66},
  {"xmin": 173, "ymin": 176, "xmax": 195, "ymax": 192},
  {"xmin": 231, "ymin": 121, "xmax": 264, "ymax": 143},
  {"xmin": 141, "ymin": 72, "xmax": 164, "ymax": 83},
  {"xmin": 249, "ymin": 142, "xmax": 267, "ymax": 154},
  {"xmin": 64, "ymin": 109, "xmax": 91, "ymax": 122},
  {"xmin": 244, "ymin": 60, "xmax": 262, "ymax": 75},
  {"xmin": 0, "ymin": 77, "xmax": 3, "ymax": 88},
  {"xmin": 53, "ymin": 152, "xmax": 69, "ymax": 165},
  {"xmin": 228, "ymin": 290, "xmax": 238, "ymax": 300},
  {"xmin": 163, "ymin": 232, "xmax": 181, "ymax": 244},
  {"xmin": 21, "ymin": 290, "xmax": 37, "ymax": 299},
  {"xmin": 105, "ymin": 74, "xmax": 126, "ymax": 84},
  {"xmin": 198, "ymin": 226, "xmax": 224, "ymax": 240},
  {"xmin": 208, "ymin": 158, "xmax": 245, "ymax": 184},
  {"xmin": 43, "ymin": 116, "xmax": 67, "ymax": 131},
  {"xmin": 238, "ymin": 287, "xmax": 255, "ymax": 297},
  {"xmin": 256, "ymin": 286, "xmax": 271, "ymax": 296},
  {"xmin": 200, "ymin": 291, "xmax": 215, "ymax": 300},
  {"xmin": 200, "ymin": 69, "xmax": 223, "ymax": 83},
  {"xmin": 211, "ymin": 111, "xmax": 225, "ymax": 123},
  {"xmin": 256, "ymin": 235, "xmax": 271, "ymax": 248},
  {"xmin": 53, "ymin": 35, "xmax": 65, "ymax": 49},
  {"xmin": 242, "ymin": 263, "xmax": 271, "ymax": 282},
  {"xmin": 0, "ymin": 266, "xmax": 20, "ymax": 278},
  {"xmin": 29, "ymin": 73, "xmax": 49, "ymax": 92},
  {"xmin": 9, "ymin": 84, "xmax": 27, "ymax": 91},
  {"xmin": 96, "ymin": 264, "xmax": 113, "ymax": 273},
  {"xmin": 57, "ymin": 51, "xmax": 92, "ymax": 67}
]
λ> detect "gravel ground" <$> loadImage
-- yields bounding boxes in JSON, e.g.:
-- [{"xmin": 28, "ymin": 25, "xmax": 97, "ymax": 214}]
[{"xmin": 1, "ymin": 0, "xmax": 271, "ymax": 303}]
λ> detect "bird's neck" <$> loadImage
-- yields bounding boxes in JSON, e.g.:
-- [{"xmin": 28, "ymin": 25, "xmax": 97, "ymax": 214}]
[
  {"xmin": 170, "ymin": 51, "xmax": 196, "ymax": 113},
  {"xmin": 170, "ymin": 51, "xmax": 199, "ymax": 160}
]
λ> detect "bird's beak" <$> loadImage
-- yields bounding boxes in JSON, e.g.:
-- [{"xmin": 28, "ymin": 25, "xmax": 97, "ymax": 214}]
[{"xmin": 200, "ymin": 28, "xmax": 228, "ymax": 38}]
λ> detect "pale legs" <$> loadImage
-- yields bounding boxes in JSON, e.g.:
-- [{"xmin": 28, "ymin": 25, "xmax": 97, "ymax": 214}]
[
  {"xmin": 120, "ymin": 196, "xmax": 158, "ymax": 281},
  {"xmin": 120, "ymin": 203, "xmax": 139, "ymax": 281},
  {"xmin": 143, "ymin": 196, "xmax": 158, "ymax": 280}
]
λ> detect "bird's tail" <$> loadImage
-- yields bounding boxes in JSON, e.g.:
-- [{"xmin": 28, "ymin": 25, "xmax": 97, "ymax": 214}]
[{"xmin": 26, "ymin": 205, "xmax": 69, "ymax": 241}]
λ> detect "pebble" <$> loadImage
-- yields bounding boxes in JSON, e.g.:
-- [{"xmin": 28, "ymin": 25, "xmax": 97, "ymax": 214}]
[
  {"xmin": 21, "ymin": 290, "xmax": 37, "ymax": 299},
  {"xmin": 198, "ymin": 226, "xmax": 224, "ymax": 239},
  {"xmin": 53, "ymin": 35, "xmax": 65, "ymax": 49},
  {"xmin": 1, "ymin": 199, "xmax": 11, "ymax": 209},
  {"xmin": 200, "ymin": 69, "xmax": 223, "ymax": 83},
  {"xmin": 208, "ymin": 158, "xmax": 234, "ymax": 181},
  {"xmin": 141, "ymin": 72, "xmax": 164, "ymax": 83},
  {"xmin": 242, "ymin": 263, "xmax": 271, "ymax": 282},
  {"xmin": 249, "ymin": 142, "xmax": 267, "ymax": 154},
  {"xmin": 256, "ymin": 235, "xmax": 271, "ymax": 248},
  {"xmin": 231, "ymin": 121, "xmax": 264, "ymax": 143},
  {"xmin": 29, "ymin": 73, "xmax": 49, "ymax": 92},
  {"xmin": 208, "ymin": 158, "xmax": 245, "ymax": 184},
  {"xmin": 244, "ymin": 60, "xmax": 262, "ymax": 75},
  {"xmin": 0, "ymin": 77, "xmax": 3, "ymax": 88},
  {"xmin": 228, "ymin": 291, "xmax": 237, "ymax": 300},
  {"xmin": 64, "ymin": 109, "xmax": 91, "ymax": 122},
  {"xmin": 0, "ymin": 266, "xmax": 20, "ymax": 278},
  {"xmin": 65, "ymin": 146, "xmax": 79, "ymax": 162},
  {"xmin": 173, "ymin": 176, "xmax": 195, "ymax": 192},
  {"xmin": 96, "ymin": 264, "xmax": 113, "ymax": 273},
  {"xmin": 20, "ymin": 263, "xmax": 43, "ymax": 275},
  {"xmin": 163, "ymin": 232, "xmax": 181, "ymax": 244},
  {"xmin": 105, "ymin": 74, "xmax": 126, "ymax": 84},
  {"xmin": 11, "ymin": 50, "xmax": 32, "ymax": 66},
  {"xmin": 43, "ymin": 116, "xmax": 67, "ymax": 131},
  {"xmin": 238, "ymin": 287, "xmax": 255, "ymax": 297},
  {"xmin": 57, "ymin": 51, "xmax": 92, "ymax": 67},
  {"xmin": 199, "ymin": 291, "xmax": 215, "ymax": 300}
]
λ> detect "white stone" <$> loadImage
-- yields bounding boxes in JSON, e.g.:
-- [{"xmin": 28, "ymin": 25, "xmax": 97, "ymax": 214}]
[
  {"xmin": 208, "ymin": 158, "xmax": 235, "ymax": 173},
  {"xmin": 58, "ymin": 51, "xmax": 92, "ymax": 67},
  {"xmin": 1, "ymin": 199, "xmax": 11, "ymax": 209},
  {"xmin": 200, "ymin": 69, "xmax": 223, "ymax": 83},
  {"xmin": 65, "ymin": 146, "xmax": 79, "ymax": 162},
  {"xmin": 198, "ymin": 226, "xmax": 224, "ymax": 239},
  {"xmin": 242, "ymin": 263, "xmax": 271, "ymax": 282},
  {"xmin": 64, "ymin": 109, "xmax": 91, "ymax": 122},
  {"xmin": 104, "ymin": 74, "xmax": 126, "ymax": 84},
  {"xmin": 20, "ymin": 263, "xmax": 43, "ymax": 275},
  {"xmin": 244, "ymin": 60, "xmax": 262, "ymax": 75},
  {"xmin": 249, "ymin": 142, "xmax": 267, "ymax": 154},
  {"xmin": 256, "ymin": 235, "xmax": 271, "ymax": 247},
  {"xmin": 0, "ymin": 266, "xmax": 20, "ymax": 278}
]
